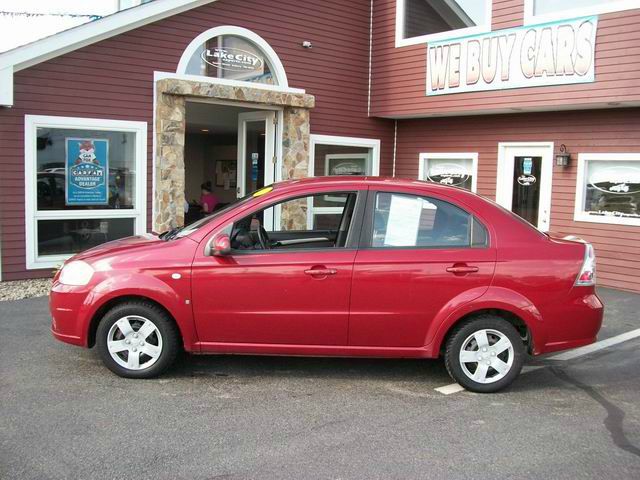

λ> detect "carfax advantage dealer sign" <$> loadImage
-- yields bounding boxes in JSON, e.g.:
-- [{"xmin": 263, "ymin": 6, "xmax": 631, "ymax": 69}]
[{"xmin": 426, "ymin": 16, "xmax": 598, "ymax": 96}]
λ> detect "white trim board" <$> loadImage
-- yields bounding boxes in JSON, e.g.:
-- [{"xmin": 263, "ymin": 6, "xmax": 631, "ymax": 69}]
[
  {"xmin": 524, "ymin": 0, "xmax": 640, "ymax": 25},
  {"xmin": 418, "ymin": 152, "xmax": 479, "ymax": 193},
  {"xmin": 574, "ymin": 153, "xmax": 640, "ymax": 227},
  {"xmin": 0, "ymin": 0, "xmax": 216, "ymax": 106},
  {"xmin": 154, "ymin": 71, "xmax": 305, "ymax": 95},
  {"xmin": 496, "ymin": 142, "xmax": 554, "ymax": 232},
  {"xmin": 24, "ymin": 115, "xmax": 148, "ymax": 270}
]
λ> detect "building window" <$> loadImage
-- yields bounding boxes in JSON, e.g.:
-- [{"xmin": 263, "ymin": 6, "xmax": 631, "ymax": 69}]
[
  {"xmin": 574, "ymin": 153, "xmax": 640, "ymax": 226},
  {"xmin": 397, "ymin": 0, "xmax": 492, "ymax": 47},
  {"xmin": 371, "ymin": 192, "xmax": 487, "ymax": 248},
  {"xmin": 419, "ymin": 153, "xmax": 478, "ymax": 192},
  {"xmin": 25, "ymin": 115, "xmax": 147, "ymax": 269},
  {"xmin": 525, "ymin": 0, "xmax": 639, "ymax": 23},
  {"xmin": 308, "ymin": 135, "xmax": 380, "ymax": 228}
]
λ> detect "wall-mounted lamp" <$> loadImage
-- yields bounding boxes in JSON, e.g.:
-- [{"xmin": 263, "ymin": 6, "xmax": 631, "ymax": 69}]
[
  {"xmin": 556, "ymin": 144, "xmax": 571, "ymax": 167},
  {"xmin": 301, "ymin": 40, "xmax": 313, "ymax": 49}
]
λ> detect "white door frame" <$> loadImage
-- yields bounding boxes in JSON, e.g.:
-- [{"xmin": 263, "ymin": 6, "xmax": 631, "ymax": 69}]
[
  {"xmin": 237, "ymin": 110, "xmax": 278, "ymax": 229},
  {"xmin": 496, "ymin": 142, "xmax": 554, "ymax": 231}
]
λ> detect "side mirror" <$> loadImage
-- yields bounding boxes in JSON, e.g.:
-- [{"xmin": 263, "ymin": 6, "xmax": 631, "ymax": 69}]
[{"xmin": 209, "ymin": 233, "xmax": 231, "ymax": 256}]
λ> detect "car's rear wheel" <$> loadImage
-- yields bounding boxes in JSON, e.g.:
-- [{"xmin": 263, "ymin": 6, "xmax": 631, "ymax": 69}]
[
  {"xmin": 444, "ymin": 315, "xmax": 525, "ymax": 393},
  {"xmin": 96, "ymin": 301, "xmax": 180, "ymax": 379}
]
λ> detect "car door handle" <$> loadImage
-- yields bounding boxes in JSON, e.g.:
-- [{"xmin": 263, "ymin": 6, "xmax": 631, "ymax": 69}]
[
  {"xmin": 304, "ymin": 268, "xmax": 337, "ymax": 276},
  {"xmin": 446, "ymin": 265, "xmax": 479, "ymax": 274}
]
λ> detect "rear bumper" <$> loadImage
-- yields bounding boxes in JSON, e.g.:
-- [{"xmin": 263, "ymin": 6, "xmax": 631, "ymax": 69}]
[{"xmin": 537, "ymin": 291, "xmax": 603, "ymax": 355}]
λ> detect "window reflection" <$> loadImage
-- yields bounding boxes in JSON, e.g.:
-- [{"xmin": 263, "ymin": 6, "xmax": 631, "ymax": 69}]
[
  {"xmin": 37, "ymin": 218, "xmax": 134, "ymax": 256},
  {"xmin": 584, "ymin": 160, "xmax": 640, "ymax": 219},
  {"xmin": 36, "ymin": 128, "xmax": 136, "ymax": 211}
]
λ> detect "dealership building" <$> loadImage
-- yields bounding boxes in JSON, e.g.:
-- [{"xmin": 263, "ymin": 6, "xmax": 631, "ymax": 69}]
[{"xmin": 0, "ymin": 0, "xmax": 638, "ymax": 292}]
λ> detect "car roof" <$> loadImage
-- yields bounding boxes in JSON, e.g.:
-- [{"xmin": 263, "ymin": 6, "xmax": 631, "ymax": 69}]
[{"xmin": 271, "ymin": 175, "xmax": 477, "ymax": 196}]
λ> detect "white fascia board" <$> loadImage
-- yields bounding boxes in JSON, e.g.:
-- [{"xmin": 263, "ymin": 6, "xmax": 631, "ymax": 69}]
[
  {"xmin": 0, "ymin": 66, "xmax": 13, "ymax": 106},
  {"xmin": 0, "ymin": 0, "xmax": 215, "ymax": 73}
]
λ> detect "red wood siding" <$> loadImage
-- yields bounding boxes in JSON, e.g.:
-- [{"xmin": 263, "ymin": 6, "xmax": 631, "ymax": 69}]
[
  {"xmin": 394, "ymin": 108, "xmax": 640, "ymax": 293},
  {"xmin": 0, "ymin": 0, "xmax": 394, "ymax": 280},
  {"xmin": 492, "ymin": 0, "xmax": 524, "ymax": 30},
  {"xmin": 371, "ymin": 0, "xmax": 640, "ymax": 117}
]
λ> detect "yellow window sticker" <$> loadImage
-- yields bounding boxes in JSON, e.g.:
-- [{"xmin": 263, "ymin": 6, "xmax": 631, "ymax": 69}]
[{"xmin": 252, "ymin": 186, "xmax": 273, "ymax": 197}]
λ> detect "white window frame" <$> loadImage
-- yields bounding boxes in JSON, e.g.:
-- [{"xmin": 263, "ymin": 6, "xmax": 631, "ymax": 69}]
[
  {"xmin": 309, "ymin": 135, "xmax": 381, "ymax": 177},
  {"xmin": 308, "ymin": 134, "xmax": 380, "ymax": 228},
  {"xmin": 574, "ymin": 153, "xmax": 640, "ymax": 227},
  {"xmin": 418, "ymin": 152, "xmax": 478, "ymax": 192},
  {"xmin": 524, "ymin": 0, "xmax": 640, "ymax": 25},
  {"xmin": 25, "ymin": 115, "xmax": 147, "ymax": 270},
  {"xmin": 396, "ymin": 0, "xmax": 493, "ymax": 48}
]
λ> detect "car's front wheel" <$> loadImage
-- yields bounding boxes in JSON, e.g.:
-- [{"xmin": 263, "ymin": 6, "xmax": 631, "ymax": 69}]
[
  {"xmin": 96, "ymin": 301, "xmax": 180, "ymax": 378},
  {"xmin": 444, "ymin": 315, "xmax": 525, "ymax": 393}
]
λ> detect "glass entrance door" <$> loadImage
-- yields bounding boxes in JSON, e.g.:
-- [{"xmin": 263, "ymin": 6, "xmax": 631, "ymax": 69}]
[
  {"xmin": 496, "ymin": 143, "xmax": 553, "ymax": 231},
  {"xmin": 237, "ymin": 111, "xmax": 276, "ymax": 198},
  {"xmin": 511, "ymin": 156, "xmax": 542, "ymax": 226},
  {"xmin": 237, "ymin": 111, "xmax": 277, "ymax": 228}
]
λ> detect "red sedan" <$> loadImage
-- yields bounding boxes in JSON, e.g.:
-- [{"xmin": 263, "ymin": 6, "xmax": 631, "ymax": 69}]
[{"xmin": 50, "ymin": 177, "xmax": 603, "ymax": 392}]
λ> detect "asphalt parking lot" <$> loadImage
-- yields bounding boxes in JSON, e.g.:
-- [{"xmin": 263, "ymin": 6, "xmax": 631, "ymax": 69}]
[{"xmin": 1, "ymin": 288, "xmax": 639, "ymax": 480}]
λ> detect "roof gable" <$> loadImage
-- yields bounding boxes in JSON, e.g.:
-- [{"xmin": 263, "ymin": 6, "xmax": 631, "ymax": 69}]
[{"xmin": 0, "ymin": 0, "xmax": 215, "ymax": 106}]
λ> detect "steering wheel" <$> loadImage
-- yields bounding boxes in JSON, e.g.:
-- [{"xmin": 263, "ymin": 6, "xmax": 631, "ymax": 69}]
[{"xmin": 257, "ymin": 225, "xmax": 271, "ymax": 250}]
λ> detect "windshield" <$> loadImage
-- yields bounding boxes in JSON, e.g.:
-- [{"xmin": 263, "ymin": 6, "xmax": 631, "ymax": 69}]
[{"xmin": 173, "ymin": 190, "xmax": 258, "ymax": 239}]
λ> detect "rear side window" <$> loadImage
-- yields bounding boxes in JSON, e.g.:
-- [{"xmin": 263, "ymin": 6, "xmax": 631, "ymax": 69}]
[{"xmin": 371, "ymin": 192, "xmax": 487, "ymax": 248}]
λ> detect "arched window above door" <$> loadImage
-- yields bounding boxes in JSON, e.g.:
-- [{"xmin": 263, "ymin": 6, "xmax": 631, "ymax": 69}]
[{"xmin": 176, "ymin": 26, "xmax": 289, "ymax": 87}]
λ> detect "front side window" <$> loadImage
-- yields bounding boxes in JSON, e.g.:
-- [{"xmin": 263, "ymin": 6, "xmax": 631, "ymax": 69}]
[
  {"xmin": 575, "ymin": 154, "xmax": 640, "ymax": 226},
  {"xmin": 398, "ymin": 0, "xmax": 491, "ymax": 45},
  {"xmin": 372, "ymin": 192, "xmax": 487, "ymax": 248},
  {"xmin": 26, "ymin": 116, "xmax": 147, "ymax": 269},
  {"xmin": 419, "ymin": 153, "xmax": 477, "ymax": 191},
  {"xmin": 528, "ymin": 0, "xmax": 639, "ymax": 21},
  {"xmin": 230, "ymin": 192, "xmax": 358, "ymax": 251}
]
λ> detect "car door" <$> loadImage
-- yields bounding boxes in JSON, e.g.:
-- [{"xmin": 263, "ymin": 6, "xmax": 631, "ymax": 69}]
[
  {"xmin": 349, "ymin": 188, "xmax": 497, "ymax": 347},
  {"xmin": 191, "ymin": 189, "xmax": 364, "ymax": 346}
]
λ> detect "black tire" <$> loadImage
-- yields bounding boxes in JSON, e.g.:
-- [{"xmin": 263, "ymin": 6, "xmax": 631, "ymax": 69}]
[
  {"xmin": 444, "ymin": 315, "xmax": 525, "ymax": 393},
  {"xmin": 96, "ymin": 301, "xmax": 180, "ymax": 379}
]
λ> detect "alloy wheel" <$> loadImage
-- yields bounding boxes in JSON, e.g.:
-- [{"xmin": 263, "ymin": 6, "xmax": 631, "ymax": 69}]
[
  {"xmin": 106, "ymin": 315, "xmax": 163, "ymax": 371},
  {"xmin": 459, "ymin": 329, "xmax": 514, "ymax": 384}
]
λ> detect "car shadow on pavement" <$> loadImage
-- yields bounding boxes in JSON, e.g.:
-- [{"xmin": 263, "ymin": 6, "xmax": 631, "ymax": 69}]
[{"xmin": 166, "ymin": 352, "xmax": 453, "ymax": 384}]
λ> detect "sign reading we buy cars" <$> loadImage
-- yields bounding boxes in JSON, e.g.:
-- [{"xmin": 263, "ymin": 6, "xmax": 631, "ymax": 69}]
[{"xmin": 426, "ymin": 16, "xmax": 597, "ymax": 96}]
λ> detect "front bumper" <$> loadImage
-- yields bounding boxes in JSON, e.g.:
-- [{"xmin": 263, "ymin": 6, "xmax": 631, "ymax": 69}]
[{"xmin": 49, "ymin": 282, "xmax": 94, "ymax": 347}]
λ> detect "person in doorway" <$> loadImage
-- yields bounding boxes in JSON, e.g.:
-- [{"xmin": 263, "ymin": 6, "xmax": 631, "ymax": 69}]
[{"xmin": 199, "ymin": 181, "xmax": 219, "ymax": 214}]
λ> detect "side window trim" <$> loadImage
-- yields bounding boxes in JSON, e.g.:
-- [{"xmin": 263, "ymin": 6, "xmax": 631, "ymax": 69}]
[{"xmin": 360, "ymin": 189, "xmax": 489, "ymax": 250}]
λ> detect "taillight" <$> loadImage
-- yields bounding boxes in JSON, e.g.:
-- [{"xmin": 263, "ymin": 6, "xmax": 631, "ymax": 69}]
[{"xmin": 575, "ymin": 243, "xmax": 596, "ymax": 287}]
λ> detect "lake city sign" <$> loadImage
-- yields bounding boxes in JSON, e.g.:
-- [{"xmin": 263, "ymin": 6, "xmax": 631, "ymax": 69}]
[
  {"xmin": 202, "ymin": 47, "xmax": 263, "ymax": 73},
  {"xmin": 426, "ymin": 16, "xmax": 597, "ymax": 96}
]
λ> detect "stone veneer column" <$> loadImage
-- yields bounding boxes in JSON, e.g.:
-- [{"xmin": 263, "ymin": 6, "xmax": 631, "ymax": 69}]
[
  {"xmin": 153, "ymin": 78, "xmax": 315, "ymax": 233},
  {"xmin": 154, "ymin": 92, "xmax": 186, "ymax": 233},
  {"xmin": 282, "ymin": 107, "xmax": 310, "ymax": 180}
]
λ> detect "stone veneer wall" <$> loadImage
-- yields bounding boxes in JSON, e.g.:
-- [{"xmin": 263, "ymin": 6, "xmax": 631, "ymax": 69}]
[{"xmin": 154, "ymin": 78, "xmax": 315, "ymax": 233}]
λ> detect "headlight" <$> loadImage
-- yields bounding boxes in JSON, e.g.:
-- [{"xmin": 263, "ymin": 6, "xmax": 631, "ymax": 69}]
[{"xmin": 59, "ymin": 261, "xmax": 95, "ymax": 286}]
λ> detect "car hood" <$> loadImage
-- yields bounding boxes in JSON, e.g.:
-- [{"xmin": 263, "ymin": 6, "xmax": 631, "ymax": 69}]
[{"xmin": 70, "ymin": 234, "xmax": 168, "ymax": 264}]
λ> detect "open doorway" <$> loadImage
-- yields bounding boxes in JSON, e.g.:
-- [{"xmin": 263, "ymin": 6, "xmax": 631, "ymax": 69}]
[{"xmin": 184, "ymin": 101, "xmax": 278, "ymax": 225}]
